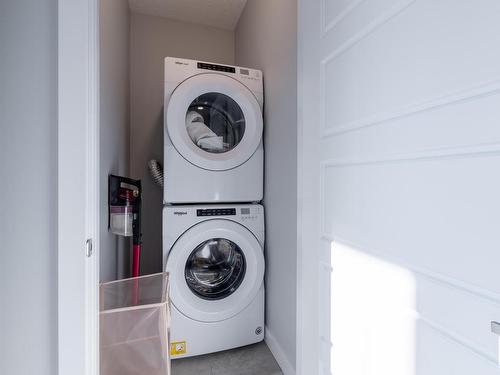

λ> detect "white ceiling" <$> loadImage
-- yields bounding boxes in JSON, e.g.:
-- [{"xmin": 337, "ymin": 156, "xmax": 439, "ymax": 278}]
[{"xmin": 128, "ymin": 0, "xmax": 248, "ymax": 30}]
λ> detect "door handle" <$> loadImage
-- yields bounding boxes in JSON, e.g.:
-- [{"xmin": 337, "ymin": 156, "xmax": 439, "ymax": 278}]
[
  {"xmin": 491, "ymin": 321, "xmax": 500, "ymax": 335},
  {"xmin": 85, "ymin": 238, "xmax": 93, "ymax": 257}
]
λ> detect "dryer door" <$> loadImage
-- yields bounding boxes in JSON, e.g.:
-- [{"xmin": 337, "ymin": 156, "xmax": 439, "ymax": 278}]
[
  {"xmin": 166, "ymin": 219, "xmax": 264, "ymax": 322},
  {"xmin": 166, "ymin": 73, "xmax": 263, "ymax": 171}
]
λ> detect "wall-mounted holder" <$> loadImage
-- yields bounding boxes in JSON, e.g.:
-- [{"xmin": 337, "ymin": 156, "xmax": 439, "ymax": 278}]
[{"xmin": 108, "ymin": 175, "xmax": 142, "ymax": 277}]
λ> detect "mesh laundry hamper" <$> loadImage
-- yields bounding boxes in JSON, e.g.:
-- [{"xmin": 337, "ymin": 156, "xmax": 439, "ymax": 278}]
[{"xmin": 100, "ymin": 272, "xmax": 170, "ymax": 375}]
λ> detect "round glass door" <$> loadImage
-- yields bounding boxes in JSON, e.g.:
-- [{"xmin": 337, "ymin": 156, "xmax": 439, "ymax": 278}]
[
  {"xmin": 166, "ymin": 74, "xmax": 263, "ymax": 171},
  {"xmin": 185, "ymin": 238, "xmax": 246, "ymax": 300},
  {"xmin": 165, "ymin": 219, "xmax": 265, "ymax": 322},
  {"xmin": 186, "ymin": 93, "xmax": 246, "ymax": 154}
]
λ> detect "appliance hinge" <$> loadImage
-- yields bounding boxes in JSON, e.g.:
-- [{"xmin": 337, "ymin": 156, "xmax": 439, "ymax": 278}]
[{"xmin": 85, "ymin": 238, "xmax": 93, "ymax": 257}]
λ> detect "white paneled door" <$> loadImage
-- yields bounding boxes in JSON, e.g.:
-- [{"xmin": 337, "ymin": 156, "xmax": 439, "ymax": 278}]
[{"xmin": 298, "ymin": 0, "xmax": 500, "ymax": 374}]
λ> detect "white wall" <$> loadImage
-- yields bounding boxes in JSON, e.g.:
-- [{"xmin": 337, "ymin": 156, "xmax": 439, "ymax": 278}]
[
  {"xmin": 0, "ymin": 1, "xmax": 58, "ymax": 374},
  {"xmin": 99, "ymin": 0, "xmax": 131, "ymax": 282},
  {"xmin": 129, "ymin": 13, "xmax": 235, "ymax": 275},
  {"xmin": 235, "ymin": 1, "xmax": 298, "ymax": 373}
]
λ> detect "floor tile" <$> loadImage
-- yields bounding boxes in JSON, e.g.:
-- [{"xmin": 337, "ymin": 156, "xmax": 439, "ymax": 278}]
[
  {"xmin": 171, "ymin": 341, "xmax": 283, "ymax": 375},
  {"xmin": 171, "ymin": 353, "xmax": 213, "ymax": 375}
]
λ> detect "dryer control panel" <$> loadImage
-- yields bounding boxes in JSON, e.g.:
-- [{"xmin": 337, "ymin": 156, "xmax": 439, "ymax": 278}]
[
  {"xmin": 165, "ymin": 57, "xmax": 263, "ymax": 95},
  {"xmin": 197, "ymin": 62, "xmax": 236, "ymax": 73}
]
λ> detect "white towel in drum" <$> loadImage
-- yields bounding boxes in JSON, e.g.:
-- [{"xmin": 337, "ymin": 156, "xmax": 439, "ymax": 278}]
[{"xmin": 185, "ymin": 111, "xmax": 223, "ymax": 151}]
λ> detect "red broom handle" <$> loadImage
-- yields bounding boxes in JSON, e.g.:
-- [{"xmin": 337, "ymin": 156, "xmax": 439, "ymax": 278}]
[{"xmin": 132, "ymin": 244, "xmax": 141, "ymax": 277}]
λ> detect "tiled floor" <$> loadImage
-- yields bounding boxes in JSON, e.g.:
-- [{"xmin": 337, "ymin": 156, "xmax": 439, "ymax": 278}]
[{"xmin": 171, "ymin": 341, "xmax": 283, "ymax": 375}]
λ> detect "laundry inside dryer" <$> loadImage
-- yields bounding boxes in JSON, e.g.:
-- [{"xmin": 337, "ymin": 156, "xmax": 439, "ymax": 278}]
[{"xmin": 186, "ymin": 92, "xmax": 246, "ymax": 153}]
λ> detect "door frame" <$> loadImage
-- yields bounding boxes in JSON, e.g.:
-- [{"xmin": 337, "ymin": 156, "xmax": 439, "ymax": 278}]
[
  {"xmin": 58, "ymin": 0, "xmax": 100, "ymax": 374},
  {"xmin": 58, "ymin": 1, "xmax": 312, "ymax": 374},
  {"xmin": 296, "ymin": 0, "xmax": 320, "ymax": 373}
]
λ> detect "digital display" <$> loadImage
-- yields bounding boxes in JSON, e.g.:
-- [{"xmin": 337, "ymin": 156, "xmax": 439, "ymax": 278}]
[
  {"xmin": 240, "ymin": 208, "xmax": 250, "ymax": 215},
  {"xmin": 197, "ymin": 62, "xmax": 236, "ymax": 73},
  {"xmin": 197, "ymin": 208, "xmax": 236, "ymax": 216},
  {"xmin": 240, "ymin": 69, "xmax": 249, "ymax": 75}
]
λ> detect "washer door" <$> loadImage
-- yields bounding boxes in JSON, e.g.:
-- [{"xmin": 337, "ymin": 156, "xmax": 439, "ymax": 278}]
[
  {"xmin": 166, "ymin": 73, "xmax": 263, "ymax": 171},
  {"xmin": 166, "ymin": 219, "xmax": 264, "ymax": 322}
]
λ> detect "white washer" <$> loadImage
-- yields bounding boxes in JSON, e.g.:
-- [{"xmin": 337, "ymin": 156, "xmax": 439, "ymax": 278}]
[
  {"xmin": 163, "ymin": 204, "xmax": 265, "ymax": 358},
  {"xmin": 164, "ymin": 57, "xmax": 263, "ymax": 204}
]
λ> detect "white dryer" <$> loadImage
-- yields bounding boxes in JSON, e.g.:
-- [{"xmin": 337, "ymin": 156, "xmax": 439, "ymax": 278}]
[
  {"xmin": 163, "ymin": 204, "xmax": 265, "ymax": 358},
  {"xmin": 164, "ymin": 57, "xmax": 263, "ymax": 204}
]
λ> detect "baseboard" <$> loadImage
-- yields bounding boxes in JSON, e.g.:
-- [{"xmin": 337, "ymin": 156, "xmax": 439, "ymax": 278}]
[{"xmin": 265, "ymin": 326, "xmax": 296, "ymax": 375}]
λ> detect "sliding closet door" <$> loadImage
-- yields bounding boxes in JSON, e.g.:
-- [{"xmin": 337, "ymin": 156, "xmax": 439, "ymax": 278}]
[{"xmin": 298, "ymin": 0, "xmax": 500, "ymax": 374}]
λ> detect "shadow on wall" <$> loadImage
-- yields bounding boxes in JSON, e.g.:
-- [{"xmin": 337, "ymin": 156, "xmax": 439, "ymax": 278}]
[
  {"xmin": 138, "ymin": 109, "xmax": 164, "ymax": 275},
  {"xmin": 327, "ymin": 240, "xmax": 499, "ymax": 374},
  {"xmin": 329, "ymin": 241, "xmax": 417, "ymax": 374}
]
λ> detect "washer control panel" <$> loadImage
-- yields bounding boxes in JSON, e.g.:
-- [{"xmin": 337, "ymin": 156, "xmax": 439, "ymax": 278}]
[
  {"xmin": 196, "ymin": 208, "xmax": 236, "ymax": 217},
  {"xmin": 165, "ymin": 205, "xmax": 264, "ymax": 239},
  {"xmin": 194, "ymin": 207, "xmax": 260, "ymax": 220},
  {"xmin": 240, "ymin": 206, "xmax": 260, "ymax": 221}
]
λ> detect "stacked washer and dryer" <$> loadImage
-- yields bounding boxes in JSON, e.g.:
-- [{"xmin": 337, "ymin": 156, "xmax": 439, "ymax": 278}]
[{"xmin": 163, "ymin": 57, "xmax": 265, "ymax": 358}]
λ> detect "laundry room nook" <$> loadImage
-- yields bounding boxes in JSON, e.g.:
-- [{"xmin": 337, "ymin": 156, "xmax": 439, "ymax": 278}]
[
  {"xmin": 99, "ymin": 1, "xmax": 297, "ymax": 374},
  {"xmin": 8, "ymin": 0, "xmax": 500, "ymax": 374}
]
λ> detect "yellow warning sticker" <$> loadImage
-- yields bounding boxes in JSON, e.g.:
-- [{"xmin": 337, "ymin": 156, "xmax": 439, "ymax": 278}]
[{"xmin": 170, "ymin": 341, "xmax": 187, "ymax": 356}]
